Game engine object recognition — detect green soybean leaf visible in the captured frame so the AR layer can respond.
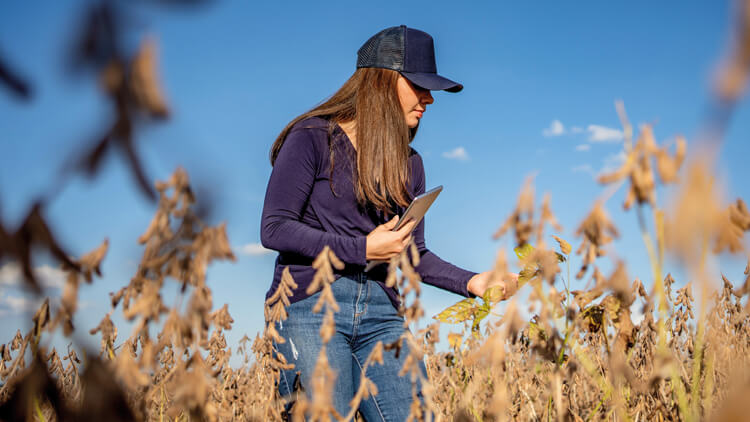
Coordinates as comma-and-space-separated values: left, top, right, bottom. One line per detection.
472, 307, 489, 333
518, 266, 539, 284
483, 285, 505, 304
434, 298, 476, 324
514, 243, 535, 260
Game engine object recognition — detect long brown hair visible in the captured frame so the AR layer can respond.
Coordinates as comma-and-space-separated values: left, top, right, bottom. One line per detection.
270, 68, 417, 213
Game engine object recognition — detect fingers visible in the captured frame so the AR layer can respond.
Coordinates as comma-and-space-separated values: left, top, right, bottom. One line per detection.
366, 216, 417, 261
383, 215, 400, 230
395, 220, 417, 239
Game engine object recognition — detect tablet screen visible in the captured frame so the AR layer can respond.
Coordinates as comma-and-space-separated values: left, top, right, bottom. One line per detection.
392, 185, 443, 231
364, 185, 443, 272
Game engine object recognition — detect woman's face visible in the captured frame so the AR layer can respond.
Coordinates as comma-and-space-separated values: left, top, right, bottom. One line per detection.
397, 75, 434, 128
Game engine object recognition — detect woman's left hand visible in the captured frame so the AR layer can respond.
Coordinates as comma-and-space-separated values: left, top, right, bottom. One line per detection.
467, 270, 519, 299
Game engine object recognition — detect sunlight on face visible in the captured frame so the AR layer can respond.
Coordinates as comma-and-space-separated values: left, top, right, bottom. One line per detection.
396, 75, 434, 128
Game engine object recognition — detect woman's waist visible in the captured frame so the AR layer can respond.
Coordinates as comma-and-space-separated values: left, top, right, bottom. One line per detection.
266, 260, 399, 310
272, 255, 384, 282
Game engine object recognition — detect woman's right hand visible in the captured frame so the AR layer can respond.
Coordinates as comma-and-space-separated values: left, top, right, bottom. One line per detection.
365, 215, 417, 261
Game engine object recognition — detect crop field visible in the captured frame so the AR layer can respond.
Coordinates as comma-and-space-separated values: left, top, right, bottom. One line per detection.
1, 1, 750, 421
1, 121, 749, 422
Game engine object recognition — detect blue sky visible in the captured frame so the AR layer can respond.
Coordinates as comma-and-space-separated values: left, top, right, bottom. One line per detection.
1, 0, 749, 356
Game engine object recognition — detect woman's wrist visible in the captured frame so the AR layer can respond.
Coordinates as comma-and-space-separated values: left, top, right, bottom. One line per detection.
466, 272, 487, 297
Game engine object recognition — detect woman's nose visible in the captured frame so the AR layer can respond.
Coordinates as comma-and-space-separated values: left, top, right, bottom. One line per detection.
422, 90, 434, 104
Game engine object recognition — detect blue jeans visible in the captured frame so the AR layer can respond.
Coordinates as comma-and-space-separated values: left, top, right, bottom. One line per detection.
273, 273, 427, 421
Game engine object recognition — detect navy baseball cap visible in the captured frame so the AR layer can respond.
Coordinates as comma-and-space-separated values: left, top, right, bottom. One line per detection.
356, 25, 463, 93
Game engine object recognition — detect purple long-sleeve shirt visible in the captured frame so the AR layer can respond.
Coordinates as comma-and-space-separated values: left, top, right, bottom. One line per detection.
261, 117, 476, 309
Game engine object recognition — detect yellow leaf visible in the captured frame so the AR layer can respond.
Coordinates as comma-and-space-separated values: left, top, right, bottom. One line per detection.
483, 285, 505, 304
518, 266, 539, 284
601, 295, 621, 321
473, 308, 489, 332
581, 304, 604, 332
434, 298, 476, 324
514, 243, 535, 260
448, 332, 463, 349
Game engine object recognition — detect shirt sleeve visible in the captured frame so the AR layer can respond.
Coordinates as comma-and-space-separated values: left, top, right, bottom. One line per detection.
260, 127, 367, 266
410, 153, 477, 297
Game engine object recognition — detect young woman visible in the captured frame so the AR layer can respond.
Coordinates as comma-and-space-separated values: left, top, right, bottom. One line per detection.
261, 25, 510, 421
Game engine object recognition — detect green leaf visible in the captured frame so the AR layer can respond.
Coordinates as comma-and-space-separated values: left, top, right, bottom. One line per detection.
434, 298, 476, 324
581, 304, 604, 332
482, 285, 505, 304
518, 266, 539, 284
479, 301, 491, 313
472, 308, 489, 332
514, 243, 535, 260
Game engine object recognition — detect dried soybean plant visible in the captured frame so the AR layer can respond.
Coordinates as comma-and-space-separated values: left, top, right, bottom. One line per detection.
2, 1, 750, 422
101, 167, 237, 421
2, 74, 750, 422
421, 24, 750, 416
422, 110, 750, 421
0, 0, 185, 304
0, 168, 239, 421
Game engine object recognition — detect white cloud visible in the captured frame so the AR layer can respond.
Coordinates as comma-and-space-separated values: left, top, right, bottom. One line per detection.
0, 292, 63, 316
542, 119, 565, 137
0, 263, 19, 286
575, 144, 591, 151
587, 125, 624, 142
442, 147, 469, 161
2, 295, 38, 312
0, 291, 45, 314
0, 262, 67, 289
35, 264, 67, 289
238, 243, 273, 256
570, 126, 584, 134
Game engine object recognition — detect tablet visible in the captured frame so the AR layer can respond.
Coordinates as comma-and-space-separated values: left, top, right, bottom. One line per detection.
364, 185, 443, 272
392, 185, 443, 231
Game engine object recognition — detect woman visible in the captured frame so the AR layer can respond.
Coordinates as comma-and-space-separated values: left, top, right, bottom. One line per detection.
261, 25, 508, 421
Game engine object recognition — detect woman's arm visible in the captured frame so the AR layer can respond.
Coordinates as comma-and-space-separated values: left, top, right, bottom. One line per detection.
466, 270, 519, 299
260, 128, 367, 266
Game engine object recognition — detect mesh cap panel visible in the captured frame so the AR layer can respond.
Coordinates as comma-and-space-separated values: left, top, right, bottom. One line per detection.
356, 26, 404, 71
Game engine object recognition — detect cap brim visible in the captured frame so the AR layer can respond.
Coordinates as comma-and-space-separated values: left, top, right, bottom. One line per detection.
400, 71, 463, 93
